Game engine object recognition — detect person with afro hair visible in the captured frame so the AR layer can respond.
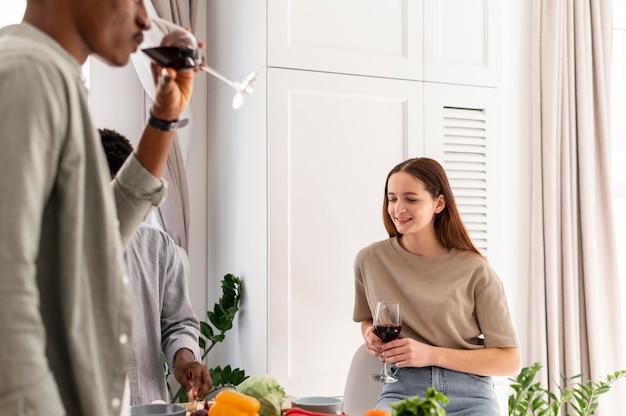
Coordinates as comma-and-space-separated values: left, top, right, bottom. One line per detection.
99, 127, 212, 405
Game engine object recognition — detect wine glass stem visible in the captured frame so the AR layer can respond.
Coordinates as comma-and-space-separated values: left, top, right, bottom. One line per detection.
201, 66, 242, 91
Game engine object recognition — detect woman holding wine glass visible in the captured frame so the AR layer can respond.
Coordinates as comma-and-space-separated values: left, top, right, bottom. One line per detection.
353, 157, 521, 415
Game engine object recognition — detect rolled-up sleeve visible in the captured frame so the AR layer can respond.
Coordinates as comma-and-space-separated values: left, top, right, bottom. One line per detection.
113, 155, 168, 246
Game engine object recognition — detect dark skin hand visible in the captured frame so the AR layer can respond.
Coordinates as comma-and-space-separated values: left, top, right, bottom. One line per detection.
173, 348, 212, 400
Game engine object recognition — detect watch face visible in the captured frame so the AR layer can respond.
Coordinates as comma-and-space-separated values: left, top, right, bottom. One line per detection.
142, 46, 201, 71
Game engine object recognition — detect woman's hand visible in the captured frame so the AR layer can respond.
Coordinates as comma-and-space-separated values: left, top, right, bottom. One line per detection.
378, 338, 433, 368
361, 321, 384, 359
379, 339, 522, 376
361, 321, 432, 366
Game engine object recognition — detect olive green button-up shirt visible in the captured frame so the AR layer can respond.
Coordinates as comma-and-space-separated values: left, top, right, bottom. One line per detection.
0, 23, 167, 415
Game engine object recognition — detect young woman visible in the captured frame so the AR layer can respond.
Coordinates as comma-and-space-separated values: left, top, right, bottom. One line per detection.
353, 157, 521, 415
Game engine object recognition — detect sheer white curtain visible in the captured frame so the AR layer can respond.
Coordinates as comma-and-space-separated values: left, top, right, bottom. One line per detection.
130, 0, 197, 252
530, 0, 625, 413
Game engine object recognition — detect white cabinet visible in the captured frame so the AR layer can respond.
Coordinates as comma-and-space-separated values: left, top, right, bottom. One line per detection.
269, 0, 500, 86
267, 69, 423, 395
204, 0, 502, 397
424, 82, 502, 256
424, 0, 501, 87
269, 0, 423, 80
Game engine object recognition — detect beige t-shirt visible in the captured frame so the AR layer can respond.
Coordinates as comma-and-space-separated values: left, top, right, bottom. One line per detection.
353, 237, 519, 350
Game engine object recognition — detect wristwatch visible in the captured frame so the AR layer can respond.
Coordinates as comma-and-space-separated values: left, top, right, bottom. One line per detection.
148, 113, 189, 131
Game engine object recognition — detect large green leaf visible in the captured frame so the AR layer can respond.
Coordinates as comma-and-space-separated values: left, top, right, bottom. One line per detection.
167, 274, 247, 403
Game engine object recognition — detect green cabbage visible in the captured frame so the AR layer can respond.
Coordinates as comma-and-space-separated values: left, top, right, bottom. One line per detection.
235, 373, 286, 416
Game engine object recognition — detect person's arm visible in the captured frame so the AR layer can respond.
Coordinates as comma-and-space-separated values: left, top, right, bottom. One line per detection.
172, 348, 211, 400
113, 45, 197, 244
133, 66, 194, 178
160, 236, 211, 398
379, 338, 522, 376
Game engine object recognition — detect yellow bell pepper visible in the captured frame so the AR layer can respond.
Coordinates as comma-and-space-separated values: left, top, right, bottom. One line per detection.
209, 389, 261, 416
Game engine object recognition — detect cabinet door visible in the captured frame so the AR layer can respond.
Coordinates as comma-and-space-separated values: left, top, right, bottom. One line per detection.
268, 68, 423, 396
424, 82, 501, 256
423, 83, 506, 410
424, 0, 501, 87
269, 0, 423, 80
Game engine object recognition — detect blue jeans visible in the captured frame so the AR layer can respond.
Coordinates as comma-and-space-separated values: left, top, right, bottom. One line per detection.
377, 366, 501, 416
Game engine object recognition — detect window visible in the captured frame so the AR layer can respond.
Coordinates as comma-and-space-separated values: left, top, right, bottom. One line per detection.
612, 0, 626, 360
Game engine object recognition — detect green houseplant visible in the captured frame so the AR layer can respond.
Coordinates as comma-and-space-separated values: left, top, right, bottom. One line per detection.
508, 362, 626, 415
166, 273, 248, 402
389, 387, 449, 416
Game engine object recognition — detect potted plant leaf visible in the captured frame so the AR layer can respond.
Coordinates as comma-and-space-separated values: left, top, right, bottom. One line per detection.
166, 273, 248, 402
389, 387, 449, 416
508, 362, 626, 415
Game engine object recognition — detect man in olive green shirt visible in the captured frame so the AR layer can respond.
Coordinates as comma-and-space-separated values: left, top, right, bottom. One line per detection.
0, 1, 201, 415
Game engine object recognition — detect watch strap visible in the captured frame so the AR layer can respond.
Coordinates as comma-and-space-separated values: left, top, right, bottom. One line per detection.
148, 113, 189, 131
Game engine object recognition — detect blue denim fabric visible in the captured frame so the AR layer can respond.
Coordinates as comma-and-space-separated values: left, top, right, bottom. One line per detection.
377, 366, 501, 416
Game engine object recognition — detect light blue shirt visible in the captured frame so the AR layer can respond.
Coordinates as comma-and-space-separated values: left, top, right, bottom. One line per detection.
125, 224, 200, 405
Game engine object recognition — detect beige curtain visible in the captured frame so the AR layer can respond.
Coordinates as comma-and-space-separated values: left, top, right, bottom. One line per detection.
152, 0, 198, 30
139, 0, 198, 252
530, 0, 625, 413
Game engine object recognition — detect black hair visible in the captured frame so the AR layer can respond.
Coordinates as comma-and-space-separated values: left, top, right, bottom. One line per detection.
98, 128, 134, 177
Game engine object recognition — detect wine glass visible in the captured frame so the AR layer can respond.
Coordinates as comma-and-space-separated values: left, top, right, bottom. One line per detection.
141, 16, 257, 109
370, 300, 401, 383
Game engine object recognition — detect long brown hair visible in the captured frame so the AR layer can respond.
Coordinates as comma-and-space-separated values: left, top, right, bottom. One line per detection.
382, 157, 483, 258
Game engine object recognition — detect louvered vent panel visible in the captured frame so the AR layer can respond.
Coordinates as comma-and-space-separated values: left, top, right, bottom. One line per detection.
442, 106, 488, 256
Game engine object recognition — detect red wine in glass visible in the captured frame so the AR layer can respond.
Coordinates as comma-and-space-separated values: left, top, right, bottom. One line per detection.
374, 324, 402, 343
142, 45, 200, 71
370, 300, 401, 383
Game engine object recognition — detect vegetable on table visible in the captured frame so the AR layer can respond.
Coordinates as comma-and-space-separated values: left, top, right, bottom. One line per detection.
284, 408, 344, 416
388, 387, 449, 416
363, 409, 391, 416
208, 389, 261, 416
191, 400, 212, 416
235, 373, 287, 416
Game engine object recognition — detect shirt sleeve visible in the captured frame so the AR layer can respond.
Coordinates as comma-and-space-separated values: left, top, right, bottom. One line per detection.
353, 248, 374, 323
475, 269, 520, 348
160, 239, 201, 367
112, 155, 168, 246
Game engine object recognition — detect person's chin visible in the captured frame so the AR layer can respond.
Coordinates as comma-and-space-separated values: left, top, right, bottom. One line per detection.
93, 53, 131, 67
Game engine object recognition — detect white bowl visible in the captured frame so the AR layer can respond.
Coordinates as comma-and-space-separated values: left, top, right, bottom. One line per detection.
130, 403, 187, 416
291, 396, 343, 414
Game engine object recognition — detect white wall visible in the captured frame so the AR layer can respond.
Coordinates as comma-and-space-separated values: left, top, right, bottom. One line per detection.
491, 1, 532, 412
88, 0, 533, 406
496, 0, 532, 360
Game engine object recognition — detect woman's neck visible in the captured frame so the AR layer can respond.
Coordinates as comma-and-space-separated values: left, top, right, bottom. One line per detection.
398, 233, 448, 257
